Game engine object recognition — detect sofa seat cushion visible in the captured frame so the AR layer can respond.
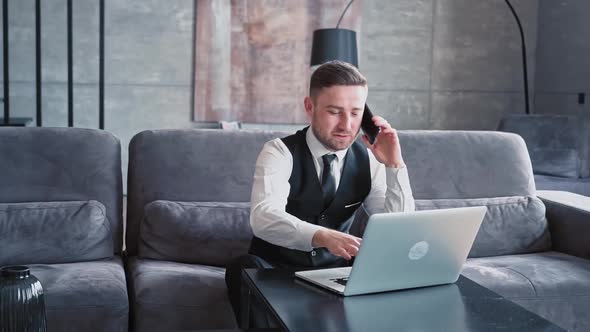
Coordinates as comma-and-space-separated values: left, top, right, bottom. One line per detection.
28, 256, 128, 332
463, 251, 590, 332
0, 200, 113, 265
139, 200, 252, 266
416, 195, 550, 257
128, 257, 237, 331
535, 175, 590, 197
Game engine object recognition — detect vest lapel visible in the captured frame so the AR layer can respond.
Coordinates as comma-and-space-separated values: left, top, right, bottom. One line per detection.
323, 146, 358, 212
303, 140, 323, 195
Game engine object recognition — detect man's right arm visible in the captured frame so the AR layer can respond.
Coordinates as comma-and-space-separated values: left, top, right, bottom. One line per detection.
250, 139, 324, 252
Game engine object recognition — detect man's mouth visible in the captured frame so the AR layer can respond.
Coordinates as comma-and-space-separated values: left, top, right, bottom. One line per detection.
333, 133, 350, 138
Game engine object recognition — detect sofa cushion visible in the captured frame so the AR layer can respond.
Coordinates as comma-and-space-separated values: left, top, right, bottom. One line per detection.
126, 129, 289, 256
0, 200, 113, 265
463, 251, 590, 332
128, 257, 237, 331
0, 127, 124, 253
530, 148, 579, 178
29, 257, 128, 332
415, 196, 550, 258
139, 200, 252, 266
535, 175, 590, 197
400, 131, 537, 200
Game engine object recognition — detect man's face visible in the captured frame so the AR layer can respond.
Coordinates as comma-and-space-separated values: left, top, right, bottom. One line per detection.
305, 85, 368, 151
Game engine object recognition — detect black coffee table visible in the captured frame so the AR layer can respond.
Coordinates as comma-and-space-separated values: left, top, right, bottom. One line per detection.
241, 269, 565, 332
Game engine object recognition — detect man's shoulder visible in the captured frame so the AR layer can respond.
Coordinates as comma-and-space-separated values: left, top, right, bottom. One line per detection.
255, 137, 294, 172
260, 137, 292, 159
278, 128, 307, 152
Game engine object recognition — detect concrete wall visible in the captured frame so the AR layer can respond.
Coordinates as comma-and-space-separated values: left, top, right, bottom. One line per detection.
1, 0, 199, 192
361, 0, 538, 130
1, 0, 540, 188
534, 0, 590, 115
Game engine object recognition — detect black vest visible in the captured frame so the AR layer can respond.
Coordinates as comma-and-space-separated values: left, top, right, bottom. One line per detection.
249, 127, 371, 267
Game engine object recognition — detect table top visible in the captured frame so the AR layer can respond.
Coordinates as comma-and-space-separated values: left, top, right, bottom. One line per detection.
244, 269, 565, 332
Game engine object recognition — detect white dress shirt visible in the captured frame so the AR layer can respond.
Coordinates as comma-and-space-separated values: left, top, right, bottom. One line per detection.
250, 128, 415, 252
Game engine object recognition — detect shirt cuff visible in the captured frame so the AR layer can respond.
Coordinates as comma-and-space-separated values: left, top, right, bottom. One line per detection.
298, 221, 324, 251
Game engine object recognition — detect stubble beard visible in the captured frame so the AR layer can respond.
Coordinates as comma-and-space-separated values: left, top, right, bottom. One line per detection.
312, 125, 360, 152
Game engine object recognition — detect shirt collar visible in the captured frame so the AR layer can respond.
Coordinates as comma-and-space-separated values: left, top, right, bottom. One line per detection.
306, 126, 349, 162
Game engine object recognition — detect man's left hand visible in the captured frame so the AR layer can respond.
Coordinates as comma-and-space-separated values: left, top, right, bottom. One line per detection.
361, 116, 405, 168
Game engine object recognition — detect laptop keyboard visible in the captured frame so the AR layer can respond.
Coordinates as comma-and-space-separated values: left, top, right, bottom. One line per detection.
330, 277, 349, 286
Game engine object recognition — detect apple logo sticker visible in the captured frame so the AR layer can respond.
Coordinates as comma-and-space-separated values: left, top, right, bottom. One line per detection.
409, 241, 429, 260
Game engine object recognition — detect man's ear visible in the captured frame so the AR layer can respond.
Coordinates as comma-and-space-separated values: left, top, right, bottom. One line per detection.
304, 96, 314, 119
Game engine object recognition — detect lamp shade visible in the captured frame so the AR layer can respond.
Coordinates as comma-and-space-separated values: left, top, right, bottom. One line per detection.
310, 28, 358, 68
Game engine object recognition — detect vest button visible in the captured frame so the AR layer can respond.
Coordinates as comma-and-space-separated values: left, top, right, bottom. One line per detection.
319, 214, 326, 221
311, 250, 316, 257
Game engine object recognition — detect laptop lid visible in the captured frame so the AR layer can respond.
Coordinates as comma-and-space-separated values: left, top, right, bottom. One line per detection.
343, 206, 487, 296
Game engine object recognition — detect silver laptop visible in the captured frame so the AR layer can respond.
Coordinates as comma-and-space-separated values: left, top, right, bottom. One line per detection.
295, 206, 487, 296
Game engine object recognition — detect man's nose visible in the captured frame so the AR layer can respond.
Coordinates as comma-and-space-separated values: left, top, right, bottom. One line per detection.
338, 113, 352, 131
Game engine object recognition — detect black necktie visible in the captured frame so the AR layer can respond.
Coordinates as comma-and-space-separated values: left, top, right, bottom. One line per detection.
321, 154, 337, 208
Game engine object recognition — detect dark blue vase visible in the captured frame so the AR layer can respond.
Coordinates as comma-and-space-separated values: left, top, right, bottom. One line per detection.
0, 266, 47, 332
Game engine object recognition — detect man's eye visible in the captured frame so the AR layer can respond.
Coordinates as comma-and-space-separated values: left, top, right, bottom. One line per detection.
351, 112, 359, 117
328, 110, 339, 115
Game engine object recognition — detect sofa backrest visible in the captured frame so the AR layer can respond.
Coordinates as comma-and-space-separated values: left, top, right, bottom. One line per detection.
400, 130, 550, 257
498, 114, 590, 179
0, 127, 124, 254
400, 130, 536, 199
126, 129, 289, 256
128, 129, 550, 259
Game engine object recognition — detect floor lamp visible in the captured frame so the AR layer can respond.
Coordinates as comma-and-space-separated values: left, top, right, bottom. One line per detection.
310, 0, 358, 68
505, 0, 531, 114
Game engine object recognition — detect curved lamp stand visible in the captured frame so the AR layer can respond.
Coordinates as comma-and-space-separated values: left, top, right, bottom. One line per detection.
505, 0, 531, 114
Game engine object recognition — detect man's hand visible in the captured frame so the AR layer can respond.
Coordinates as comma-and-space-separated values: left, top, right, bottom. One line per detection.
312, 228, 362, 260
361, 116, 405, 168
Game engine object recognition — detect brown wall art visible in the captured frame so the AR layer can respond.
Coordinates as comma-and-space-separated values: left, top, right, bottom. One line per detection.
193, 0, 362, 124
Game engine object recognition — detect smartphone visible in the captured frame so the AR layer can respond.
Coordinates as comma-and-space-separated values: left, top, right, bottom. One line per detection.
361, 104, 380, 144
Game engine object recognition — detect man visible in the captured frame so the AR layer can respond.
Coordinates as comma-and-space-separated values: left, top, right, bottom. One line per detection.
225, 60, 414, 324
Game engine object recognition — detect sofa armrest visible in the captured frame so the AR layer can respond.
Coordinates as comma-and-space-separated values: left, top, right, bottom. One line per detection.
538, 190, 590, 260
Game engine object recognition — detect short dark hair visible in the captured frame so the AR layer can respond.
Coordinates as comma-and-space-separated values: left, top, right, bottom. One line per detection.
309, 60, 367, 101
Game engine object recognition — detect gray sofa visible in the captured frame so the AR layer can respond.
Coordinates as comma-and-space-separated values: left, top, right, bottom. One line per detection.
125, 129, 281, 331
397, 130, 590, 332
498, 114, 590, 196
125, 128, 589, 332
0, 128, 128, 332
